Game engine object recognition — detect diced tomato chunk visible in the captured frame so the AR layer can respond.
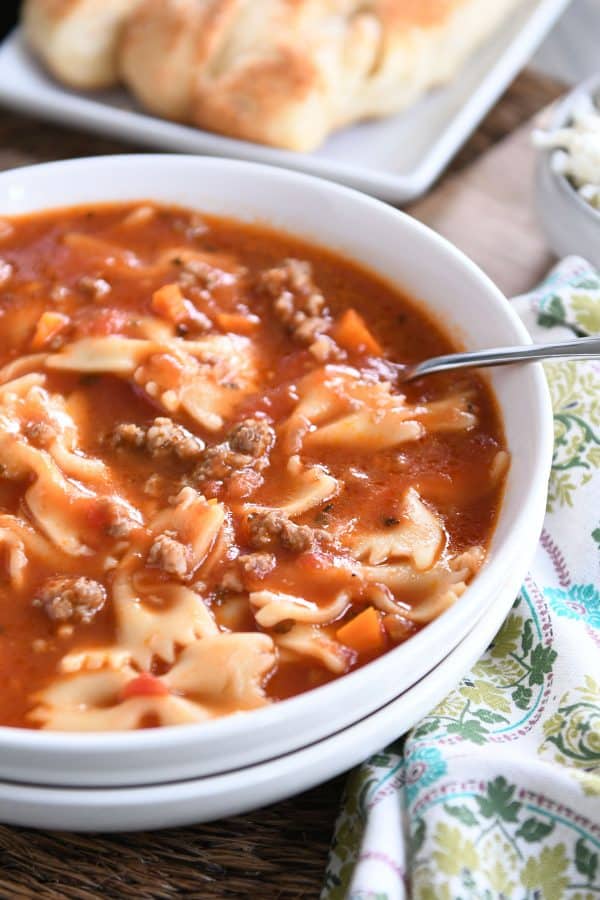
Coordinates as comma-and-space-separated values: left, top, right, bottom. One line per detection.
76, 307, 131, 336
297, 550, 330, 571
275, 350, 313, 382
120, 673, 169, 700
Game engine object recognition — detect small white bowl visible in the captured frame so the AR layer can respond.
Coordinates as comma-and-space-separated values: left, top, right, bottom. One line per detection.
535, 74, 600, 268
0, 156, 553, 787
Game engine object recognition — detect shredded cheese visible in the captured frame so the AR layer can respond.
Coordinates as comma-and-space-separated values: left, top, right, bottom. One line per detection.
533, 94, 600, 210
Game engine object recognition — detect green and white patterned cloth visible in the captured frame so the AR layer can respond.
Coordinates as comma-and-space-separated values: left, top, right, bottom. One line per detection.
323, 258, 600, 900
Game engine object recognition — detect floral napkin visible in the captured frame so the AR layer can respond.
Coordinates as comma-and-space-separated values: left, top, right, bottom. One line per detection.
322, 257, 600, 900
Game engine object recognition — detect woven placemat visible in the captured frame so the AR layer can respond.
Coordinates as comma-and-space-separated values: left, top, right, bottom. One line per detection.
0, 777, 345, 899
0, 68, 564, 900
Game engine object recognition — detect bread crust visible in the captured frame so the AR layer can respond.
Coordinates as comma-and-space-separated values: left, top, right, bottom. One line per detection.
22, 0, 142, 89
23, 0, 523, 149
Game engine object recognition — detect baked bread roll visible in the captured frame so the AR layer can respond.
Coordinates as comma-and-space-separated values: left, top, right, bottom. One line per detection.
119, 0, 523, 151
22, 0, 141, 89
22, 0, 523, 151
119, 0, 384, 146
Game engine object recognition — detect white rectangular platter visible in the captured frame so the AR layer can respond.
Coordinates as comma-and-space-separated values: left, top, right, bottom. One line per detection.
0, 1, 571, 204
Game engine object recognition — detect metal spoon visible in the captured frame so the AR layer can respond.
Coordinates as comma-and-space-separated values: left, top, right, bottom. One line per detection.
401, 335, 600, 382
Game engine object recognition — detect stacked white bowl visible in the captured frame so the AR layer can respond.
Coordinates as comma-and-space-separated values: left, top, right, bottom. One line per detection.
0, 157, 553, 831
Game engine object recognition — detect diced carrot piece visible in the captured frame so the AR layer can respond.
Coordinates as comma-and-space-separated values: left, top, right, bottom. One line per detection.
334, 308, 383, 356
336, 606, 386, 655
120, 673, 169, 700
148, 352, 183, 388
31, 311, 70, 349
216, 311, 260, 334
152, 283, 189, 324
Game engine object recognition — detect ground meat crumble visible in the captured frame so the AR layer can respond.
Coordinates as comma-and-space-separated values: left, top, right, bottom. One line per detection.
258, 259, 336, 358
110, 417, 205, 461
247, 509, 331, 553
239, 552, 276, 579
33, 576, 107, 624
229, 418, 275, 458
191, 418, 275, 485
147, 532, 189, 578
23, 420, 56, 448
77, 275, 111, 301
104, 509, 138, 539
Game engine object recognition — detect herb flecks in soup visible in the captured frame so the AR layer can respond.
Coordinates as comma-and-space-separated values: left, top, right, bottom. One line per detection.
0, 203, 508, 730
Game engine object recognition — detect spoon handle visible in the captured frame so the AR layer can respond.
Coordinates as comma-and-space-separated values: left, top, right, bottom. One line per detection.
405, 335, 600, 381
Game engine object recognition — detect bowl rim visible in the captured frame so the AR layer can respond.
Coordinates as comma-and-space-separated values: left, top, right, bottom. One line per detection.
0, 553, 538, 829
0, 154, 554, 751
537, 73, 600, 224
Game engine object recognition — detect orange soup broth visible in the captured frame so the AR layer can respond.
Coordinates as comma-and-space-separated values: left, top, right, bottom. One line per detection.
0, 203, 506, 725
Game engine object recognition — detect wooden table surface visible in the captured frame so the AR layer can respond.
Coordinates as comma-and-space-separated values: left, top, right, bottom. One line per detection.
0, 69, 564, 900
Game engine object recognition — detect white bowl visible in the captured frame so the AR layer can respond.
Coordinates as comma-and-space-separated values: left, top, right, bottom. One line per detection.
535, 75, 600, 268
0, 156, 553, 787
0, 552, 529, 831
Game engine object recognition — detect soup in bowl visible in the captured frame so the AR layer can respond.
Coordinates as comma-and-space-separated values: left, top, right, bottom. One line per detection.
0, 157, 552, 785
